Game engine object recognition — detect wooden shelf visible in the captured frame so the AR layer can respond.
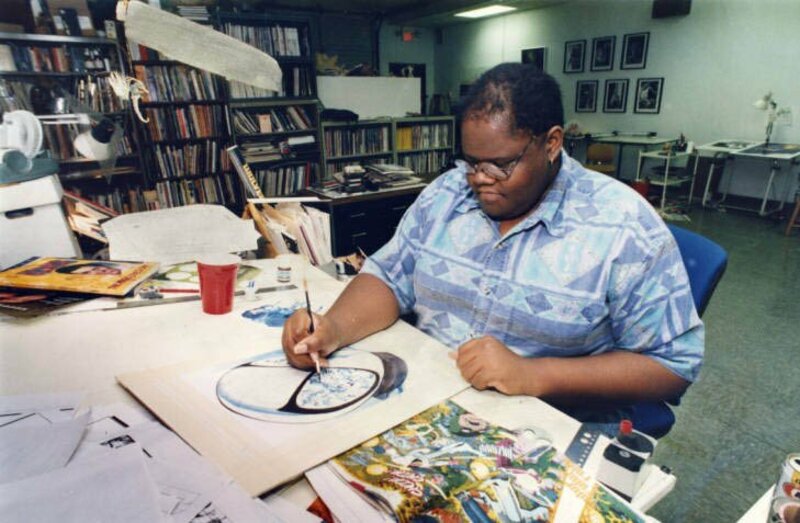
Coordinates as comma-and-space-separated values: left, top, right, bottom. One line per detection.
0, 31, 116, 45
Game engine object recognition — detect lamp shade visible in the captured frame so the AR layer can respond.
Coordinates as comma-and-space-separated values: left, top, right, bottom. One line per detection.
73, 119, 115, 161
753, 92, 773, 111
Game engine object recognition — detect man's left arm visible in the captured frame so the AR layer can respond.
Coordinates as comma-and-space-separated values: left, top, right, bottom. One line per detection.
453, 338, 689, 400
453, 226, 703, 402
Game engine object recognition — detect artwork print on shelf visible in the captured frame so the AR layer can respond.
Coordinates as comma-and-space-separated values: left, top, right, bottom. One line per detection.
634, 77, 664, 114
216, 348, 408, 423
603, 78, 629, 113
563, 39, 585, 73
621, 32, 650, 69
591, 35, 616, 71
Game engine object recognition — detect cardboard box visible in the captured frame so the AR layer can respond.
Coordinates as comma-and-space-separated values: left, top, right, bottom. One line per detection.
0, 175, 81, 270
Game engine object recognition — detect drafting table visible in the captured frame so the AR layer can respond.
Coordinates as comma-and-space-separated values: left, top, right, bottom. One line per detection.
590, 133, 677, 178
691, 140, 759, 208
0, 257, 675, 512
729, 143, 800, 216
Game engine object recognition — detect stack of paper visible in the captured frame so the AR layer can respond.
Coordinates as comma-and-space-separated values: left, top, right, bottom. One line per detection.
253, 202, 332, 266
0, 392, 307, 522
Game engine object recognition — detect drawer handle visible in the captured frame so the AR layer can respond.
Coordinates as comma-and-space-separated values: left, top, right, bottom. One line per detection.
352, 232, 368, 238
350, 212, 367, 219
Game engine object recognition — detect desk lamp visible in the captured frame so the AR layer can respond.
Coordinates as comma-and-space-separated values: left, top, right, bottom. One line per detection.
753, 92, 790, 147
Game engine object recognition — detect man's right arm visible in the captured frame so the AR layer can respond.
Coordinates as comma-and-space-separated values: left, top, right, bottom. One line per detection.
281, 273, 400, 368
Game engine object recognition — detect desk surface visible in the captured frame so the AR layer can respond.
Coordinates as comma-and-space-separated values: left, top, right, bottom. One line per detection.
0, 257, 671, 511
591, 134, 676, 146
734, 142, 800, 161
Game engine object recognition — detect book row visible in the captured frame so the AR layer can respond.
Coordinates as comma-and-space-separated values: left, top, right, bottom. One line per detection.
1, 44, 113, 74
324, 126, 391, 157
151, 140, 232, 180
396, 123, 453, 150
134, 65, 221, 103
127, 43, 163, 62
143, 105, 227, 142
70, 172, 245, 215
0, 77, 123, 114
220, 23, 311, 58
227, 66, 314, 99
252, 162, 317, 197
232, 105, 314, 135
154, 173, 245, 209
398, 150, 451, 175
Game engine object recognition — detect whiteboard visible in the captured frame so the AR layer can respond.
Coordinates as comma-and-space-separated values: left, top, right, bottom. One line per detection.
317, 76, 421, 119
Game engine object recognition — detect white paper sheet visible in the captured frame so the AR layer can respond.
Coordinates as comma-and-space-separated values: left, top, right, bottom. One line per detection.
103, 204, 261, 264
0, 445, 164, 522
0, 410, 89, 483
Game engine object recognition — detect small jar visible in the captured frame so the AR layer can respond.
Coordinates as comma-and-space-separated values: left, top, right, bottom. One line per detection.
276, 256, 292, 283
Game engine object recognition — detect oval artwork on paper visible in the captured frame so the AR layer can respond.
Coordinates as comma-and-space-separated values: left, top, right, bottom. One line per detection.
216, 348, 405, 423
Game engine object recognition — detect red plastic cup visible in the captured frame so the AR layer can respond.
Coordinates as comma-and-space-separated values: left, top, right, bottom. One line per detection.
196, 254, 240, 315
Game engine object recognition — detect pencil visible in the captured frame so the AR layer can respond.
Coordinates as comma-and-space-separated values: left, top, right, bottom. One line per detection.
303, 276, 321, 376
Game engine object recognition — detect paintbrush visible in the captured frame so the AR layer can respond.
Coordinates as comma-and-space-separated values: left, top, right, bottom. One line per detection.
303, 276, 322, 377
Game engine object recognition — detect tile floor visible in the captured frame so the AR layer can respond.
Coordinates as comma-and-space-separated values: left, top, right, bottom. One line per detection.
649, 207, 799, 522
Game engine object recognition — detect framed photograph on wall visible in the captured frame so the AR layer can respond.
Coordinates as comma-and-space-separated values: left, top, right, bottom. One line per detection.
603, 79, 628, 113
521, 47, 547, 72
575, 80, 598, 112
634, 77, 664, 114
563, 40, 585, 73
621, 32, 650, 69
591, 36, 615, 71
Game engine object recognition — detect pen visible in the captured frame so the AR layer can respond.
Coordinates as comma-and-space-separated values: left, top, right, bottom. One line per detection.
303, 276, 321, 377
158, 288, 200, 294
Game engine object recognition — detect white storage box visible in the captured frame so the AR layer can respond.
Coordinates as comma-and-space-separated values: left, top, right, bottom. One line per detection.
0, 175, 81, 270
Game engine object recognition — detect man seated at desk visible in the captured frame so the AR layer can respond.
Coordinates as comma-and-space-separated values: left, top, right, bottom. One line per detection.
282, 63, 703, 436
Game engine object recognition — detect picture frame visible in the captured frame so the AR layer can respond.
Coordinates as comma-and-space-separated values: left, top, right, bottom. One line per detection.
575, 80, 598, 112
591, 36, 616, 71
563, 40, 585, 73
603, 79, 629, 113
634, 77, 664, 114
621, 32, 650, 70
521, 47, 547, 72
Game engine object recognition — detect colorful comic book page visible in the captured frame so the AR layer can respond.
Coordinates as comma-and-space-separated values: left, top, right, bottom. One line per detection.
328, 401, 645, 523
0, 257, 159, 297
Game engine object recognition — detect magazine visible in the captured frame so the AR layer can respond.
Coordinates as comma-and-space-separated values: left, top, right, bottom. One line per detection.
0, 257, 159, 297
312, 401, 646, 523
0, 287, 95, 318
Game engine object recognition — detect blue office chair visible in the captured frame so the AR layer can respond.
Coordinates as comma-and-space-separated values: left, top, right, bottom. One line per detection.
629, 224, 728, 438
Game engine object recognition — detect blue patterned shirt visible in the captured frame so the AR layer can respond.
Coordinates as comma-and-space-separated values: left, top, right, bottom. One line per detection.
362, 152, 704, 382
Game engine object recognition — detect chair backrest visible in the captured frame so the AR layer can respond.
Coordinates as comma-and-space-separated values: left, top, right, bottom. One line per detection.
586, 143, 615, 164
666, 224, 728, 317
629, 225, 728, 438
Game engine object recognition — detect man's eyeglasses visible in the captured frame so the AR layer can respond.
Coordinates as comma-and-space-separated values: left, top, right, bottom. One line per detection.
455, 135, 535, 181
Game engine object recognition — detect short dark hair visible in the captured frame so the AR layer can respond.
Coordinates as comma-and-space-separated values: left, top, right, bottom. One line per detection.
458, 63, 564, 135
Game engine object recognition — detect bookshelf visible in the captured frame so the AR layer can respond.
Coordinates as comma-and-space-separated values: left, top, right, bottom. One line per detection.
0, 30, 146, 215
318, 116, 455, 179
321, 119, 393, 178
394, 116, 455, 176
128, 42, 244, 211
217, 12, 321, 198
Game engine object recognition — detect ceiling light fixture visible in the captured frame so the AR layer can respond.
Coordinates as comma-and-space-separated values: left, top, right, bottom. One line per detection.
455, 5, 517, 18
